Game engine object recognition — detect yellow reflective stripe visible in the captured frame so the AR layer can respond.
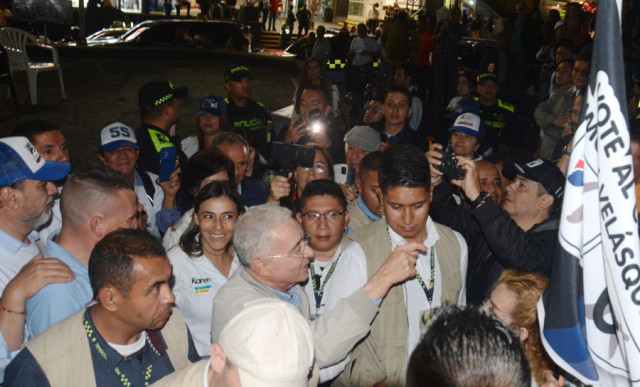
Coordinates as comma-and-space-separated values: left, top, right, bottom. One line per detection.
497, 99, 515, 113
326, 59, 346, 69
484, 121, 506, 128
149, 129, 174, 152
154, 93, 173, 106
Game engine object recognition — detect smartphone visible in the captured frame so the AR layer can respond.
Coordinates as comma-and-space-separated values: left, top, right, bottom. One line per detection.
158, 146, 177, 182
334, 164, 356, 185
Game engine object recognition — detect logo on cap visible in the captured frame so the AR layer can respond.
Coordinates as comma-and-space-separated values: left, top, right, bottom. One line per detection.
24, 142, 41, 163
526, 159, 544, 168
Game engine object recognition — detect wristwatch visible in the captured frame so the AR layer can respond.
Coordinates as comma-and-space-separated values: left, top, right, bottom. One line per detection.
470, 191, 491, 210
561, 145, 571, 156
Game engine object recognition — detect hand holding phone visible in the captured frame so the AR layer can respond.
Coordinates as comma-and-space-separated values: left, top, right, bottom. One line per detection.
158, 146, 177, 182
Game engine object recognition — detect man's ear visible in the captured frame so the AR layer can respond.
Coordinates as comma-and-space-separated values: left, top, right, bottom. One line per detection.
295, 212, 303, 225
0, 186, 18, 210
89, 215, 104, 238
210, 344, 227, 373
428, 184, 434, 204
98, 287, 119, 312
97, 153, 108, 167
355, 175, 363, 194
538, 193, 554, 212
251, 258, 270, 277
323, 104, 333, 117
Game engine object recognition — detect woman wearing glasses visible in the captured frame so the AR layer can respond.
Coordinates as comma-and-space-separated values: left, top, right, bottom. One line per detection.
168, 181, 245, 357
267, 145, 334, 212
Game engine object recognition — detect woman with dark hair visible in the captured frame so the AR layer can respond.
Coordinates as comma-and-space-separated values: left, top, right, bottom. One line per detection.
267, 145, 334, 211
181, 95, 229, 159
163, 148, 235, 249
168, 181, 245, 357
293, 57, 340, 117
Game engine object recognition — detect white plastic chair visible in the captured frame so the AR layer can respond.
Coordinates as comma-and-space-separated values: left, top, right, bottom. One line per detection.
0, 27, 66, 105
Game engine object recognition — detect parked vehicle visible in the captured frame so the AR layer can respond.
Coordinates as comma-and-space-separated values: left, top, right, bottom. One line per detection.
91, 19, 246, 51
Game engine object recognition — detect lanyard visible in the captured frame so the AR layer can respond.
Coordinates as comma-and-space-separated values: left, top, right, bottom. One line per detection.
309, 253, 341, 310
415, 247, 435, 304
83, 315, 154, 387
384, 222, 435, 305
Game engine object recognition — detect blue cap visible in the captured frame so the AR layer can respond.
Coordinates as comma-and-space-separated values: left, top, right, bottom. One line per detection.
0, 136, 70, 186
197, 94, 226, 117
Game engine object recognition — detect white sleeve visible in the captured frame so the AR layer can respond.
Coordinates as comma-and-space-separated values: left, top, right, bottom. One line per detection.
454, 230, 468, 305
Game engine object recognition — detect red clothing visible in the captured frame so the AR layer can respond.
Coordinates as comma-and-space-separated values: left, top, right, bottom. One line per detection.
269, 0, 278, 14
417, 30, 436, 67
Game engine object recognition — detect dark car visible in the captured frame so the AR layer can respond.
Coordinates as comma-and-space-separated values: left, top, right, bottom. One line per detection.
109, 19, 246, 51
254, 28, 343, 59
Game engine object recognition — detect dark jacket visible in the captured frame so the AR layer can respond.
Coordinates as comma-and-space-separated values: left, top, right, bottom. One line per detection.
371, 120, 427, 151
429, 181, 559, 305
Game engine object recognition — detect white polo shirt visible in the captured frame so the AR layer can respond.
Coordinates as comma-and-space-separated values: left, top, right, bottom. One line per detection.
303, 241, 367, 382
168, 246, 240, 356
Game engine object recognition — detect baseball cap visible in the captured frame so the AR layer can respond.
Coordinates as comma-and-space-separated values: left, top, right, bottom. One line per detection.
98, 122, 138, 152
197, 94, 226, 117
138, 79, 188, 109
503, 158, 565, 202
0, 136, 71, 187
344, 125, 381, 152
448, 112, 484, 138
224, 64, 253, 82
219, 298, 314, 387
477, 72, 498, 84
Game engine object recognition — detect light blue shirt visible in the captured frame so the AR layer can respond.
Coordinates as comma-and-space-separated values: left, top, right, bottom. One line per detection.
0, 229, 40, 383
263, 284, 303, 308
25, 234, 92, 338
357, 196, 381, 223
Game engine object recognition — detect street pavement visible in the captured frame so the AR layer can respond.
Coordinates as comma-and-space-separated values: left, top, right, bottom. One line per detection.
0, 53, 301, 164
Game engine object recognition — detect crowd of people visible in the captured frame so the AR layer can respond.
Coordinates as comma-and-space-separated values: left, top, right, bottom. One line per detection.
1, 1, 640, 386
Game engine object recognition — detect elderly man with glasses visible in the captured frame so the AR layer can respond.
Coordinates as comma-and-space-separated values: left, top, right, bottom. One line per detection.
211, 203, 422, 383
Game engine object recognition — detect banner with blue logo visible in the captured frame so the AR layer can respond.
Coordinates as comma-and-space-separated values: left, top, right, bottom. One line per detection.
537, 0, 640, 385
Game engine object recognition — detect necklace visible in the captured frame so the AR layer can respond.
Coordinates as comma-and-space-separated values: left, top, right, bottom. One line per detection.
83, 315, 154, 387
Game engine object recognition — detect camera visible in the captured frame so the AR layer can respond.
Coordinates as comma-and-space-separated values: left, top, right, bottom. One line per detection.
434, 148, 465, 181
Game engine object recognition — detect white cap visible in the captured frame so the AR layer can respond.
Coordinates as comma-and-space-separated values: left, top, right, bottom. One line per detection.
98, 122, 138, 152
448, 112, 485, 137
219, 299, 314, 387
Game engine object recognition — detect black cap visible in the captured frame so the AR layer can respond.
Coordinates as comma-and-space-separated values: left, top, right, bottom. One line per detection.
224, 64, 253, 82
477, 72, 498, 85
503, 159, 565, 202
138, 79, 188, 109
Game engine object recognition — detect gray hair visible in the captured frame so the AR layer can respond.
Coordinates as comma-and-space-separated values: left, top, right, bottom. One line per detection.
233, 205, 294, 267
211, 131, 250, 154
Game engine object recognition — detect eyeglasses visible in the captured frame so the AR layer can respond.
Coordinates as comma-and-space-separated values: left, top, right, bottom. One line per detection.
262, 233, 311, 259
301, 162, 327, 175
302, 211, 345, 222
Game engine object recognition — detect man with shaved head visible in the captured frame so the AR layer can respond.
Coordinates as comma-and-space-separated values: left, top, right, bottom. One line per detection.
25, 165, 139, 337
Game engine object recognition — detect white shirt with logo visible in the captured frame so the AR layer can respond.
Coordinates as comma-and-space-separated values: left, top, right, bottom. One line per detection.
168, 246, 240, 356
